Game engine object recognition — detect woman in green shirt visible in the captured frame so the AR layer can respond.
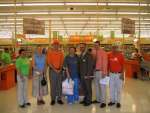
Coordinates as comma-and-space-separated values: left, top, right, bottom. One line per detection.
1, 48, 11, 64
16, 49, 31, 108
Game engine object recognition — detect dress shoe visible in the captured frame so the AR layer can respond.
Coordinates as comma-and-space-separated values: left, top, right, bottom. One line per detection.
92, 100, 100, 104
37, 100, 45, 105
80, 101, 85, 104
25, 102, 31, 106
57, 100, 64, 105
100, 103, 106, 108
108, 102, 115, 106
51, 100, 55, 105
116, 103, 121, 108
83, 102, 91, 106
40, 100, 45, 104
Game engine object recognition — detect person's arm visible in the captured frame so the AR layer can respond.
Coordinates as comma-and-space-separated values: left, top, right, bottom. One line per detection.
87, 54, 94, 77
60, 52, 64, 70
44, 55, 47, 76
32, 55, 35, 69
64, 56, 70, 78
120, 53, 125, 73
47, 50, 54, 69
119, 53, 125, 80
107, 53, 110, 76
15, 59, 23, 79
102, 51, 108, 77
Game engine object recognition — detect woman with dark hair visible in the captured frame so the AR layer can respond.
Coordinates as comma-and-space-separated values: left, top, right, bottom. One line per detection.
64, 47, 80, 104
16, 49, 31, 108
32, 46, 48, 105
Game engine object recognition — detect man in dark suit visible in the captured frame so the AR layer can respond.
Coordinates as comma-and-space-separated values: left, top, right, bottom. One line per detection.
79, 43, 94, 106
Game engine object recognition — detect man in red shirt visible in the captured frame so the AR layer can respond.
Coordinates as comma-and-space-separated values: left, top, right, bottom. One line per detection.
108, 42, 124, 108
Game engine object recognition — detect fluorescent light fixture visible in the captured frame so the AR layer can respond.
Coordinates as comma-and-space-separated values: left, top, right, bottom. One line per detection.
118, 12, 149, 15
23, 3, 64, 6
118, 12, 139, 15
65, 2, 98, 6
0, 2, 148, 7
108, 3, 148, 6
0, 13, 14, 15
98, 3, 107, 6
0, 3, 22, 6
50, 12, 83, 14
0, 18, 23, 21
0, 23, 22, 25
17, 12, 49, 15
84, 12, 116, 14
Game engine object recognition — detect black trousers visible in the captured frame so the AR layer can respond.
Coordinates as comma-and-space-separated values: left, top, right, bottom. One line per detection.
81, 77, 92, 103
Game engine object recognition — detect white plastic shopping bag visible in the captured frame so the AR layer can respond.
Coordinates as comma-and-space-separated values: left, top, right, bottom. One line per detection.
99, 77, 110, 85
62, 78, 74, 95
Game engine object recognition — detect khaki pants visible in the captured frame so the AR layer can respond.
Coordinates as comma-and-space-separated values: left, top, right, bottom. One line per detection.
95, 71, 106, 103
17, 75, 28, 105
109, 73, 123, 103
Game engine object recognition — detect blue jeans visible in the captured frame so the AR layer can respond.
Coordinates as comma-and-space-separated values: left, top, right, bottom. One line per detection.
67, 78, 79, 103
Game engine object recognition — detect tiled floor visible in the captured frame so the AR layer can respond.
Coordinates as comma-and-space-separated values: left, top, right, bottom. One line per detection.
0, 78, 150, 113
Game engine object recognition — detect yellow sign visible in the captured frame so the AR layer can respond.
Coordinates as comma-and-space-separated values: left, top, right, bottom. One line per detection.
23, 18, 45, 35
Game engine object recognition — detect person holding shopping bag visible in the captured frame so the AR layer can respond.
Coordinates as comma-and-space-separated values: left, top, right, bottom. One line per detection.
16, 49, 31, 108
108, 42, 124, 108
64, 47, 80, 104
32, 46, 48, 105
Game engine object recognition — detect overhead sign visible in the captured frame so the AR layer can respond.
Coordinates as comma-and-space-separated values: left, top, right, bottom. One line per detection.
121, 18, 135, 34
23, 18, 45, 35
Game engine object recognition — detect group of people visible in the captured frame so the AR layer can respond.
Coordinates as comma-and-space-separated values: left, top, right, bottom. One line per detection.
15, 40, 124, 109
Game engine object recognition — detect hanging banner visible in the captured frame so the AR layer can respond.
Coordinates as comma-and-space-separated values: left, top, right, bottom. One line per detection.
121, 18, 135, 34
23, 18, 45, 35
110, 31, 115, 39
53, 31, 59, 38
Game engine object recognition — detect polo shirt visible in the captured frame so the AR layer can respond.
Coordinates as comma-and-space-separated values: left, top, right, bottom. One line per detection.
16, 57, 30, 76
108, 52, 124, 73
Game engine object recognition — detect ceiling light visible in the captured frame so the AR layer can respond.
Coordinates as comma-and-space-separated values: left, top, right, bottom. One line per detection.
17, 12, 49, 15
108, 3, 147, 6
23, 3, 64, 6
65, 2, 98, 6
98, 3, 107, 6
50, 12, 83, 14
0, 13, 14, 15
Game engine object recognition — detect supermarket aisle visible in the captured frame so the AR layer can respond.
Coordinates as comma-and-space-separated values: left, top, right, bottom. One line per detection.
0, 79, 150, 113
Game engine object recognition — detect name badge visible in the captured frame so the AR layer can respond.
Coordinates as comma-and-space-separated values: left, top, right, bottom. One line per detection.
82, 59, 86, 62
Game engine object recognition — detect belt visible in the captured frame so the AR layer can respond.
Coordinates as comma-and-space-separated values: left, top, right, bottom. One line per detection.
95, 69, 101, 71
110, 72, 121, 74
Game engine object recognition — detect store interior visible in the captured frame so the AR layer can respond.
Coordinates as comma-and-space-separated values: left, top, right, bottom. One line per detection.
0, 0, 150, 113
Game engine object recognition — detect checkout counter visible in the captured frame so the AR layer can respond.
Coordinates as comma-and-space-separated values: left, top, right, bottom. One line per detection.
124, 53, 150, 78
0, 64, 16, 90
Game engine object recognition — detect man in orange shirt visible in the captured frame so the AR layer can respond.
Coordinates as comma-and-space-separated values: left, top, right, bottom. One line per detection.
47, 40, 64, 105
92, 41, 108, 108
108, 42, 124, 108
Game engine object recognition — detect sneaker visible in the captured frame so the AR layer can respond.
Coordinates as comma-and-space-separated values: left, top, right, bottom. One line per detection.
100, 103, 106, 108
50, 100, 55, 105
40, 100, 45, 104
19, 104, 26, 108
83, 102, 91, 106
116, 103, 121, 108
57, 100, 64, 105
108, 102, 115, 106
25, 102, 31, 106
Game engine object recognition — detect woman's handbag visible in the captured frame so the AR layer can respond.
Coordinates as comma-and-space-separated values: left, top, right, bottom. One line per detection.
41, 74, 47, 86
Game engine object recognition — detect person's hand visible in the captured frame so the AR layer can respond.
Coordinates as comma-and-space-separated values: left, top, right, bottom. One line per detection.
119, 73, 124, 81
55, 69, 61, 74
101, 74, 106, 79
